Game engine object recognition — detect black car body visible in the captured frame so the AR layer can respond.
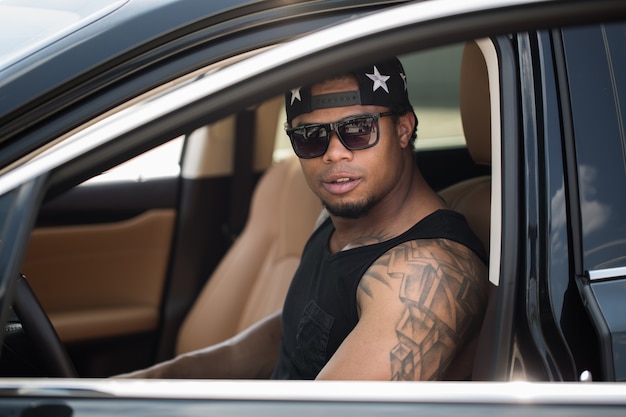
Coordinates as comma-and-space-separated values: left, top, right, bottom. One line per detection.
0, 0, 626, 414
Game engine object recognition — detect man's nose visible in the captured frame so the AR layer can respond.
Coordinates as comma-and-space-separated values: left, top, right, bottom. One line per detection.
323, 132, 352, 161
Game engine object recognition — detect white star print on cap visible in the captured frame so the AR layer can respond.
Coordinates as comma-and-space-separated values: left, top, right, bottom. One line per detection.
366, 65, 390, 93
290, 88, 302, 105
400, 72, 407, 91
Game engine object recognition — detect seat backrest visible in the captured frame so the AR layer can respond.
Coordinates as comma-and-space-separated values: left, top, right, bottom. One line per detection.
176, 156, 321, 354
438, 39, 496, 380
439, 39, 492, 252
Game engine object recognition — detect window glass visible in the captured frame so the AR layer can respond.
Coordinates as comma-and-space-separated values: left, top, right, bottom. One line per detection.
403, 44, 465, 150
538, 31, 569, 320
564, 23, 626, 270
83, 137, 183, 185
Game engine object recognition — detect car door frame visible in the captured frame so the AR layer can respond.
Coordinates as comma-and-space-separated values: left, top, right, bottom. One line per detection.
1, 0, 626, 383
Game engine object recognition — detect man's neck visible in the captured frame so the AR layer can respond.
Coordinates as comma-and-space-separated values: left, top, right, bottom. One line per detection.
328, 171, 444, 253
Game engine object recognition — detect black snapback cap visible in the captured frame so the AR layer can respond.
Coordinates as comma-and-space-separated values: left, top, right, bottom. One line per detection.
285, 57, 413, 124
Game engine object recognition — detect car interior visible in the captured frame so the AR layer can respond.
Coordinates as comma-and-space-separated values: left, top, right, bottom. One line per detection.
8, 37, 499, 380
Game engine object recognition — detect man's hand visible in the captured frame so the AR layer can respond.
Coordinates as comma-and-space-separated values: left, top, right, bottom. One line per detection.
115, 310, 282, 379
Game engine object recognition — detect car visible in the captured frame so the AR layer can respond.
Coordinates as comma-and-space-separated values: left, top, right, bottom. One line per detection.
0, 0, 626, 414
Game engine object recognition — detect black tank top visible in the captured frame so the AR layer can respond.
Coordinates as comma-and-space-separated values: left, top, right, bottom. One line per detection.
271, 209, 487, 380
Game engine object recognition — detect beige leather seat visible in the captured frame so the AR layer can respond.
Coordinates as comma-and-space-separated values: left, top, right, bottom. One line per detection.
176, 156, 322, 354
439, 39, 492, 253
439, 39, 496, 380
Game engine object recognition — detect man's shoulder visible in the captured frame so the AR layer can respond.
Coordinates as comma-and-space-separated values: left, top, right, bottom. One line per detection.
359, 237, 488, 306
404, 209, 488, 265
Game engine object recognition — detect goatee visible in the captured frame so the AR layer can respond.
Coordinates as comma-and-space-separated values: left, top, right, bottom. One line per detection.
323, 197, 378, 219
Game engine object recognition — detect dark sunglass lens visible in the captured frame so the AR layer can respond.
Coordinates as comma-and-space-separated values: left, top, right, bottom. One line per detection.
291, 125, 329, 158
339, 117, 377, 149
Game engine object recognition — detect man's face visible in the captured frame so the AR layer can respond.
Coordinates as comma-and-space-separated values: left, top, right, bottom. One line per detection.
291, 77, 413, 219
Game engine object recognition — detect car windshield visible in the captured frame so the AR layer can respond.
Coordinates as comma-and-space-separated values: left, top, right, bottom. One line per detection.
0, 0, 127, 70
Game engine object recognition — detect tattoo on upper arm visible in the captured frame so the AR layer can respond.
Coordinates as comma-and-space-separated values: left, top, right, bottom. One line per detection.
359, 239, 488, 381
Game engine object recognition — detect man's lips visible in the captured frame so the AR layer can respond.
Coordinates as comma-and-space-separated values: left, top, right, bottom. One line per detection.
322, 175, 361, 194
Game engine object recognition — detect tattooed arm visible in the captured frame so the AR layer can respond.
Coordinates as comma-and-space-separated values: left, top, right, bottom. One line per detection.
316, 238, 488, 381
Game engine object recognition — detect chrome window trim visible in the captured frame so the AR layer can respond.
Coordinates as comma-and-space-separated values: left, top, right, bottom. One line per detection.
0, 0, 554, 197
4, 379, 626, 405
588, 266, 626, 281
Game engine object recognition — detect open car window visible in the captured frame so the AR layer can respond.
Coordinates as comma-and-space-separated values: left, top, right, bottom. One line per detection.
102, 44, 468, 185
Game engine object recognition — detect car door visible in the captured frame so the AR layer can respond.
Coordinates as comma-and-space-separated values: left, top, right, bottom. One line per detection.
507, 20, 626, 383
560, 22, 626, 382
20, 139, 183, 376
0, 0, 625, 393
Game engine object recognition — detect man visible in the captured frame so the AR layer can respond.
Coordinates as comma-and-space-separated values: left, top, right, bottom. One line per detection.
120, 57, 488, 380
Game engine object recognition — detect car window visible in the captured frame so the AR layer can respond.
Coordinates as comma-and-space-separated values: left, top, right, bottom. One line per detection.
85, 43, 468, 197
564, 22, 626, 382
83, 137, 184, 185
403, 44, 465, 150
564, 22, 626, 271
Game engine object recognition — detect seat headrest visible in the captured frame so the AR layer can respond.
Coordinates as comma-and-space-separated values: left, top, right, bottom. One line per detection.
460, 41, 491, 166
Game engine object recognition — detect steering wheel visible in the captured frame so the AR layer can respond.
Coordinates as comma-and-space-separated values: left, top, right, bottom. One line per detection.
11, 274, 77, 377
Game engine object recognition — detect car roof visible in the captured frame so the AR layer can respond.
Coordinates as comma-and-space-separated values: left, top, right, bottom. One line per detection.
0, 0, 250, 111
0, 0, 127, 70
0, 0, 402, 169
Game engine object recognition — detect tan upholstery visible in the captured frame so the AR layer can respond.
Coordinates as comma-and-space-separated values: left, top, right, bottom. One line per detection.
176, 156, 322, 355
459, 40, 492, 167
440, 176, 491, 254
439, 40, 495, 380
440, 39, 492, 253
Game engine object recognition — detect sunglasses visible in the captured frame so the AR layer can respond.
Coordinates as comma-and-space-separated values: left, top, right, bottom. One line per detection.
285, 112, 394, 159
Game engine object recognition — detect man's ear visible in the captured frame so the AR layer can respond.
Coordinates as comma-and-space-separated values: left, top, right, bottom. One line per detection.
396, 112, 415, 148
